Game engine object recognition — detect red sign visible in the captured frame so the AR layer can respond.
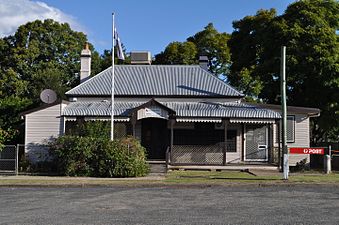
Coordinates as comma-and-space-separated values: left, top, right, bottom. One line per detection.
289, 147, 324, 155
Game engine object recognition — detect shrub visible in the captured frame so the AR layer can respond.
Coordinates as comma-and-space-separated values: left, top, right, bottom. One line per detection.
49, 136, 149, 177
110, 137, 149, 177
67, 121, 110, 139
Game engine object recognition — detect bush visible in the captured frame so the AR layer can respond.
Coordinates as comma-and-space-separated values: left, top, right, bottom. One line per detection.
49, 136, 149, 177
110, 137, 150, 177
67, 121, 110, 139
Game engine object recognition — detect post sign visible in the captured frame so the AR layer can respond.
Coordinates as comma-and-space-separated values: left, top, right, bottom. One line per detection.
289, 147, 324, 155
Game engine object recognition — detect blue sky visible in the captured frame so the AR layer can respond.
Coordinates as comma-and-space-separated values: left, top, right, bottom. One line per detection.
0, 0, 295, 55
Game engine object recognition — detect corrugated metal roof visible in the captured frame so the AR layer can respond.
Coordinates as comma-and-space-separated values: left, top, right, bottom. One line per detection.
66, 65, 243, 97
165, 102, 281, 119
62, 101, 281, 119
62, 101, 142, 116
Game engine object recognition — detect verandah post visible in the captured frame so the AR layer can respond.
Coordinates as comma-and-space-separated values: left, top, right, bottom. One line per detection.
170, 119, 174, 150
223, 119, 228, 166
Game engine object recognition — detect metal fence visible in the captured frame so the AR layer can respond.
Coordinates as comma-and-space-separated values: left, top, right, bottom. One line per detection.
0, 145, 18, 174
169, 144, 280, 166
171, 144, 225, 166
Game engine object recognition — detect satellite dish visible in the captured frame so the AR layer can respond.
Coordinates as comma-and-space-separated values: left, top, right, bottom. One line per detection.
40, 89, 57, 104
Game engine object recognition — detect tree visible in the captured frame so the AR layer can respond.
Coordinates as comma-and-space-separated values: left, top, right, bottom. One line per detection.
187, 23, 231, 76
0, 69, 32, 145
0, 19, 103, 144
154, 41, 197, 65
1, 19, 88, 87
228, 9, 279, 100
98, 45, 130, 72
228, 0, 339, 142
154, 23, 231, 77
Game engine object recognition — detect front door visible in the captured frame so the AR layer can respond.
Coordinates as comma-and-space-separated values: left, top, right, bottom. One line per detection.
245, 124, 268, 161
141, 118, 169, 160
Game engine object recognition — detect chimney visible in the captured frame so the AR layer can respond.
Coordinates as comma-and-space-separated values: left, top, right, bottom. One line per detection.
130, 51, 151, 65
80, 43, 91, 83
199, 56, 209, 70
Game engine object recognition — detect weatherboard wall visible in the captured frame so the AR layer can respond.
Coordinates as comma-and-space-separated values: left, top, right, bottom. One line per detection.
273, 114, 310, 166
25, 103, 66, 162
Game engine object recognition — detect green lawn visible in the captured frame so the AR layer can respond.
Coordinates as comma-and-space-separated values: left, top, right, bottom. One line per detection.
165, 170, 339, 185
0, 171, 338, 186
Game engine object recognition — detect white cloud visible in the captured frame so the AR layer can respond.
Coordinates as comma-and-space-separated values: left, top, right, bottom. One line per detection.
0, 0, 85, 37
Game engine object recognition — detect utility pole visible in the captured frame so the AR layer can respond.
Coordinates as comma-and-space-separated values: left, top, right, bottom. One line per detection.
281, 46, 289, 180
111, 13, 115, 141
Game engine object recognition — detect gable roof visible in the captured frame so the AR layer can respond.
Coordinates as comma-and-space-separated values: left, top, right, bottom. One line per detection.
128, 98, 176, 116
66, 65, 244, 97
20, 100, 69, 117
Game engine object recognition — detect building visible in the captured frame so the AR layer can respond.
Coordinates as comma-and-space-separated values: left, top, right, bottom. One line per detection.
21, 47, 320, 167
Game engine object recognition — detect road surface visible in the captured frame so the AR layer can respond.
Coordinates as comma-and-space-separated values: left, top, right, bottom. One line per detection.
0, 185, 338, 225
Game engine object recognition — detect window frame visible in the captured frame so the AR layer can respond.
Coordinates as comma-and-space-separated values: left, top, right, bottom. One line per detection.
286, 115, 295, 143
276, 115, 296, 143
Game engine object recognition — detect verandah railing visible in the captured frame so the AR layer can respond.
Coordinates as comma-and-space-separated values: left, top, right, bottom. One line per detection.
167, 144, 280, 166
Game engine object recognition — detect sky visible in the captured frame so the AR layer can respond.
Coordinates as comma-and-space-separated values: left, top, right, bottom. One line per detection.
0, 0, 296, 56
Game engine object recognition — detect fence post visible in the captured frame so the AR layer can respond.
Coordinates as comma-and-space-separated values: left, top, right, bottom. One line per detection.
16, 144, 19, 175
165, 147, 170, 172
324, 146, 331, 174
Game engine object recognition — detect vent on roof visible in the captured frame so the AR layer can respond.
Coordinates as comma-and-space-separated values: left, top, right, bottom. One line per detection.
130, 51, 151, 65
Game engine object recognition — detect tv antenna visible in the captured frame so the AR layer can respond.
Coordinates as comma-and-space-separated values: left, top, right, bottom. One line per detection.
40, 89, 57, 104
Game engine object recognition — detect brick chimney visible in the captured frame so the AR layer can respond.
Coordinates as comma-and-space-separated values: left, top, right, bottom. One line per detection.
80, 43, 91, 83
199, 56, 209, 71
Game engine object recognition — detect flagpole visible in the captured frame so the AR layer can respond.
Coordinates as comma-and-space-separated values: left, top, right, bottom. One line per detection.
111, 12, 115, 141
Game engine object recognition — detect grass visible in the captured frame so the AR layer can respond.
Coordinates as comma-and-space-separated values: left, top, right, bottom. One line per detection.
0, 175, 164, 187
0, 171, 338, 187
289, 172, 339, 183
165, 170, 281, 184
165, 170, 339, 184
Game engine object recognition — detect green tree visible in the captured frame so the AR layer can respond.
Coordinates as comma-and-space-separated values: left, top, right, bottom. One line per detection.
0, 19, 103, 144
228, 9, 281, 100
154, 41, 197, 65
154, 23, 231, 77
1, 19, 88, 87
98, 43, 130, 71
228, 0, 339, 142
30, 66, 69, 100
187, 23, 231, 76
0, 69, 32, 144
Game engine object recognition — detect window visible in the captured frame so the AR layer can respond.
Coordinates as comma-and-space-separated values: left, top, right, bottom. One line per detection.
276, 115, 295, 143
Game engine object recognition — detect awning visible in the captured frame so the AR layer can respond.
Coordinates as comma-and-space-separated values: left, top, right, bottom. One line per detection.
84, 117, 130, 122
62, 100, 281, 120
64, 116, 129, 122
230, 118, 276, 124
176, 118, 222, 123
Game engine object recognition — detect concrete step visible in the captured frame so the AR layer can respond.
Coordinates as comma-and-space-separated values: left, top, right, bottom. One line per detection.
147, 161, 167, 173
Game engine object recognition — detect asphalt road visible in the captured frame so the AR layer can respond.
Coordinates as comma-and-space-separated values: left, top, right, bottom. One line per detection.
0, 185, 338, 225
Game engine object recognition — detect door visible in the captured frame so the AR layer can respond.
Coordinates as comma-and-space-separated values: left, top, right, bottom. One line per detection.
245, 124, 268, 161
141, 118, 169, 160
